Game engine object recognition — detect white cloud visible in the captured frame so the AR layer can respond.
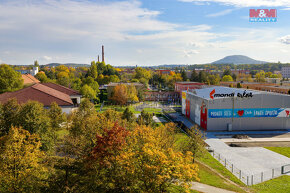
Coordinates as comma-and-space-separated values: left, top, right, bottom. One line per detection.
184, 49, 200, 57
179, 0, 290, 7
206, 9, 235, 17
42, 56, 52, 61
280, 49, 288, 53
280, 35, 290, 44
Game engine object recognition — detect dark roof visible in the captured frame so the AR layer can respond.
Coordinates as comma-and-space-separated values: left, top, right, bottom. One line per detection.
0, 84, 73, 106
41, 82, 80, 96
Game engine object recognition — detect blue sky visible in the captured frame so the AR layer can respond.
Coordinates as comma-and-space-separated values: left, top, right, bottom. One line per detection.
0, 0, 290, 66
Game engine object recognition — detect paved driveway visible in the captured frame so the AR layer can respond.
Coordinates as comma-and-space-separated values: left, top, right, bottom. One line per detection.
206, 131, 290, 184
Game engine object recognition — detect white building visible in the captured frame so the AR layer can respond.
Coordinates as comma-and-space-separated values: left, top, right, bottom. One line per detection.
282, 67, 290, 78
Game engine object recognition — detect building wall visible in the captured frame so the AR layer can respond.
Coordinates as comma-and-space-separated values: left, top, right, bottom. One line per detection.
145, 91, 179, 102
282, 67, 290, 78
206, 94, 290, 131
185, 92, 290, 131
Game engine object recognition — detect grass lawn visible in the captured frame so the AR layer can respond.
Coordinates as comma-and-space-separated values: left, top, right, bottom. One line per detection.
95, 104, 163, 115
198, 163, 246, 193
174, 132, 247, 192
252, 175, 290, 193
265, 147, 290, 158
167, 185, 200, 193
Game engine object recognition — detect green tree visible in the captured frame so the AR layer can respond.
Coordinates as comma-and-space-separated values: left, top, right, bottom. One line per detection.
223, 68, 231, 76
190, 69, 199, 82
0, 127, 48, 192
222, 75, 234, 82
83, 76, 100, 94
198, 71, 207, 83
1, 99, 20, 135
109, 75, 120, 83
232, 73, 237, 81
49, 102, 66, 130
237, 82, 242, 88
0, 64, 23, 93
35, 72, 48, 83
81, 84, 96, 99
88, 61, 98, 79
137, 110, 153, 126
18, 101, 50, 134
34, 60, 39, 67
122, 107, 135, 122
181, 69, 187, 81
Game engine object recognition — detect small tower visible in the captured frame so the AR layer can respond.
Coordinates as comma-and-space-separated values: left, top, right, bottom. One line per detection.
102, 45, 105, 63
98, 55, 100, 62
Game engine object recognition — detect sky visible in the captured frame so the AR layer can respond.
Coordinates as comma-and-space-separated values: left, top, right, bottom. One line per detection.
1, 0, 290, 66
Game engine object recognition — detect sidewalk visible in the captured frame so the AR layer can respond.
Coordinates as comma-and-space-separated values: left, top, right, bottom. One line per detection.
189, 182, 236, 193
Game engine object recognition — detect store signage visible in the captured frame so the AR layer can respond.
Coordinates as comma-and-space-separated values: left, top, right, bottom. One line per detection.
210, 89, 253, 99
208, 108, 290, 118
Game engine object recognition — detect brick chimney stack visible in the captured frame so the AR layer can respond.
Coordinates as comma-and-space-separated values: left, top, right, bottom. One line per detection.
102, 45, 104, 63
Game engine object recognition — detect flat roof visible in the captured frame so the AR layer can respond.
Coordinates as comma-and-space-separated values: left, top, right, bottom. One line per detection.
186, 86, 275, 100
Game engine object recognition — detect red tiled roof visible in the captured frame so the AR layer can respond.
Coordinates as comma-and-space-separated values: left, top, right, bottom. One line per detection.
22, 74, 40, 85
0, 84, 73, 106
41, 82, 80, 96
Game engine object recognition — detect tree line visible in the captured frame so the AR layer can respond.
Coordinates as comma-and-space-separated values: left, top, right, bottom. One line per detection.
0, 99, 205, 192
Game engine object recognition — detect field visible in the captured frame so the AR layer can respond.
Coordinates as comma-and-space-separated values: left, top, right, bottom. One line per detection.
252, 175, 290, 193
265, 147, 290, 158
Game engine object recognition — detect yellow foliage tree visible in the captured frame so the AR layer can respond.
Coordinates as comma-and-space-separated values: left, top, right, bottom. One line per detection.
0, 127, 48, 192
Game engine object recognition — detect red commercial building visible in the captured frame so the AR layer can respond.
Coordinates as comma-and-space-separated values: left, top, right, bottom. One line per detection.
175, 82, 204, 96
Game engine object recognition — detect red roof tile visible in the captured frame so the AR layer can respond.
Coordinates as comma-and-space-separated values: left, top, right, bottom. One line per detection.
0, 84, 73, 106
41, 82, 80, 96
22, 74, 40, 85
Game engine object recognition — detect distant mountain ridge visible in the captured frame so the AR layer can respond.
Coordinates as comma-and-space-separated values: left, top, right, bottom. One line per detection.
43, 63, 90, 67
212, 55, 268, 65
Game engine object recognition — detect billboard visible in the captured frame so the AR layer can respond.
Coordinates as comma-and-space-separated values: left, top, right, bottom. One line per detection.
208, 108, 290, 118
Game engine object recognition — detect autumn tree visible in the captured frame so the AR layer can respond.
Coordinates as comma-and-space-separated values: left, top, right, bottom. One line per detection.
111, 84, 128, 105
123, 124, 200, 192
35, 72, 48, 82
0, 127, 48, 192
0, 64, 23, 93
127, 84, 139, 103
222, 75, 234, 82
255, 71, 266, 82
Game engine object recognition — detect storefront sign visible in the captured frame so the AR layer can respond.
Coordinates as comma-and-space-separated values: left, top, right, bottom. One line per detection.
210, 89, 253, 100
208, 108, 290, 118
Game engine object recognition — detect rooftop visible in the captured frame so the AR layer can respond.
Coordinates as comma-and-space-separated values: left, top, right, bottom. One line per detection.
21, 74, 40, 85
187, 86, 269, 100
0, 83, 73, 106
41, 82, 80, 96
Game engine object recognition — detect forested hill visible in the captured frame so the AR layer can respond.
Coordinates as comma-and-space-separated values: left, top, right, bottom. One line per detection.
212, 55, 268, 65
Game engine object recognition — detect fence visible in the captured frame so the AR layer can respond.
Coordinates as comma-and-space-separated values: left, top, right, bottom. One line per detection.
210, 149, 289, 185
